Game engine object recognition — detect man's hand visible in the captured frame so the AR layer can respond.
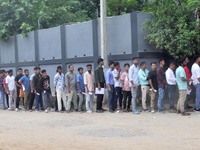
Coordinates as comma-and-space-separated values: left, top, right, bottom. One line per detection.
98, 85, 101, 91
132, 84, 136, 88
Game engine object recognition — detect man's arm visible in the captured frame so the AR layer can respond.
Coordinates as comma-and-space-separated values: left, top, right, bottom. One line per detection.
15, 77, 22, 88
65, 74, 70, 93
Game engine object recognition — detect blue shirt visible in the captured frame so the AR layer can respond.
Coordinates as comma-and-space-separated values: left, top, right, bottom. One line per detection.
77, 73, 85, 92
129, 64, 139, 86
138, 69, 149, 86
19, 75, 31, 91
176, 66, 187, 90
106, 68, 114, 85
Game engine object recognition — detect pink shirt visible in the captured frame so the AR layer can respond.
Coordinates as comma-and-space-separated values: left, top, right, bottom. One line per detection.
121, 72, 131, 91
84, 71, 94, 92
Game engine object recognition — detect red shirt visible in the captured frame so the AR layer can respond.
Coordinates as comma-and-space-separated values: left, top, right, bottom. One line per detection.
184, 66, 191, 79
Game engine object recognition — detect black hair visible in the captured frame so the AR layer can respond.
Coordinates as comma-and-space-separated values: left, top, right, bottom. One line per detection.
114, 62, 120, 67
124, 63, 130, 67
18, 68, 23, 71
132, 57, 138, 61
24, 69, 29, 73
57, 66, 62, 70
86, 64, 92, 67
151, 62, 157, 66
169, 61, 176, 66
140, 61, 146, 67
68, 64, 73, 68
178, 57, 186, 65
109, 61, 114, 66
194, 54, 200, 62
0, 70, 4, 74
41, 69, 46, 74
8, 69, 13, 74
78, 67, 83, 71
159, 58, 165, 63
1, 69, 5, 73
97, 58, 104, 64
34, 66, 40, 70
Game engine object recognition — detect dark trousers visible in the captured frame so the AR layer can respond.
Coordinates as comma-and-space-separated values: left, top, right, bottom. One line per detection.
108, 85, 115, 111
16, 88, 20, 108
167, 85, 176, 109
115, 87, 123, 109
35, 92, 43, 110
123, 91, 132, 109
6, 94, 9, 108
96, 83, 104, 110
29, 92, 35, 110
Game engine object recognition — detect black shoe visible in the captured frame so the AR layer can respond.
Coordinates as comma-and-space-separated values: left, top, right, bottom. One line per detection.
181, 112, 191, 116
101, 108, 107, 111
96, 110, 104, 113
186, 105, 193, 109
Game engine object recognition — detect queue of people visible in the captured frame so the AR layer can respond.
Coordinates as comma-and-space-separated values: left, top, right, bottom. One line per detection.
0, 55, 200, 116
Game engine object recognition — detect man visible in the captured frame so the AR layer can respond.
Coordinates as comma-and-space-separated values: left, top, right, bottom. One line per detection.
176, 57, 191, 116
19, 69, 31, 111
112, 62, 123, 111
0, 70, 7, 109
121, 63, 131, 112
157, 58, 166, 112
184, 57, 193, 109
94, 58, 106, 113
77, 67, 85, 112
15, 68, 24, 111
84, 64, 94, 113
29, 67, 37, 111
129, 57, 140, 114
3, 71, 9, 108
32, 67, 43, 112
54, 66, 67, 112
106, 61, 115, 113
65, 64, 77, 112
148, 62, 158, 113
5, 70, 16, 110
138, 62, 150, 112
191, 54, 200, 112
39, 70, 54, 113
165, 62, 177, 112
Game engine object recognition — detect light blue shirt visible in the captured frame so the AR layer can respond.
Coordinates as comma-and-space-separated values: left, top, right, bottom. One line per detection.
176, 66, 187, 90
54, 73, 65, 91
129, 64, 139, 86
106, 68, 114, 85
77, 73, 85, 92
138, 69, 149, 86
19, 75, 31, 91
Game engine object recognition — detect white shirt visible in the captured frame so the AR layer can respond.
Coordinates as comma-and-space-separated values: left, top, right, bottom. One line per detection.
165, 68, 176, 85
191, 63, 200, 85
6, 75, 15, 91
129, 64, 139, 87
112, 69, 122, 87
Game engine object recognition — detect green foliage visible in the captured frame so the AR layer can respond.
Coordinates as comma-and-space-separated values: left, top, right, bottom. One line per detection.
144, 0, 200, 59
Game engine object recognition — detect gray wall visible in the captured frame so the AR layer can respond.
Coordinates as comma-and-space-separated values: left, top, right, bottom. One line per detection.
0, 12, 161, 80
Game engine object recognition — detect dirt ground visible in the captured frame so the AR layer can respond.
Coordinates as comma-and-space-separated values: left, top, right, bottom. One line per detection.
0, 109, 200, 150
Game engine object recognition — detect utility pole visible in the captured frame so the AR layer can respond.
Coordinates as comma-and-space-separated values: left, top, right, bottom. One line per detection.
100, 0, 108, 68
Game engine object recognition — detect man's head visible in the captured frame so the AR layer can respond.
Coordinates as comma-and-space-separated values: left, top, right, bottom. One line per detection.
35, 67, 41, 75
132, 57, 139, 66
0, 70, 4, 77
159, 58, 165, 67
68, 64, 74, 72
194, 54, 200, 64
57, 66, 63, 74
178, 57, 187, 67
151, 62, 157, 71
41, 69, 47, 78
8, 69, 13, 76
124, 63, 130, 72
114, 62, 120, 70
97, 58, 104, 66
17, 68, 23, 75
140, 61, 147, 70
78, 67, 83, 74
169, 61, 176, 70
86, 64, 92, 72
109, 61, 115, 70
24, 69, 29, 76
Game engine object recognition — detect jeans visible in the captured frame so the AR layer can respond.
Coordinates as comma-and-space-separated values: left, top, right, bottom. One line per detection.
167, 85, 176, 109
108, 85, 115, 111
0, 91, 7, 109
195, 84, 200, 110
123, 91, 131, 110
78, 93, 85, 111
85, 93, 94, 111
35, 92, 43, 110
157, 88, 165, 111
42, 92, 54, 110
114, 87, 123, 109
131, 86, 138, 112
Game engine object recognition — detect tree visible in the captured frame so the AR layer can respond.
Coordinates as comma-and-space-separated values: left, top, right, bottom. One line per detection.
144, 0, 200, 59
